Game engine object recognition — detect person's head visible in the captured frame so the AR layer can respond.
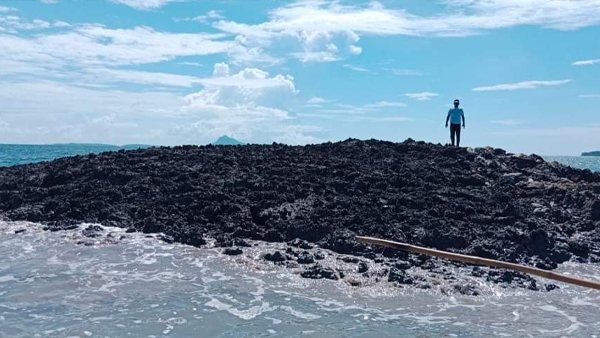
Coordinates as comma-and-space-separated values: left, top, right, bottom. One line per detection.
453, 99, 460, 108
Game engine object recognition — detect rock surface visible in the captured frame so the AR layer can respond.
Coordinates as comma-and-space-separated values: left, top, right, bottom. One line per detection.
1, 139, 599, 290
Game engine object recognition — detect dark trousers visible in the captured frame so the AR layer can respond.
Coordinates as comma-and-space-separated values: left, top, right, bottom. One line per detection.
450, 123, 461, 147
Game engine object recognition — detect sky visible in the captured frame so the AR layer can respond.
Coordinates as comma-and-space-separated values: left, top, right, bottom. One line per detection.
0, 0, 599, 155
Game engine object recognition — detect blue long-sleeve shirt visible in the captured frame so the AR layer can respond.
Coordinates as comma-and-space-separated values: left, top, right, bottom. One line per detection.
447, 108, 464, 124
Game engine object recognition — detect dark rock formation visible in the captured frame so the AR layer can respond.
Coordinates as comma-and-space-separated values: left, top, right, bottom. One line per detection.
264, 251, 287, 262
301, 265, 339, 280
1, 138, 600, 287
223, 247, 243, 256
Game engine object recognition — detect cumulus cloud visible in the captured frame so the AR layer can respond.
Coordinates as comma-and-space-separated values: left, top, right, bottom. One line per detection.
213, 0, 600, 63
180, 63, 320, 144
405, 92, 439, 100
0, 64, 322, 145
572, 58, 600, 66
472, 79, 572, 91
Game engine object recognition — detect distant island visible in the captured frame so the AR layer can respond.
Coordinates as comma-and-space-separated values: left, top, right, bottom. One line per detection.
582, 151, 600, 156
213, 135, 245, 145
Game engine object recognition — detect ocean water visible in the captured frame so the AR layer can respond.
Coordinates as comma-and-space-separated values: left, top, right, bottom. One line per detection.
1, 221, 600, 338
0, 144, 149, 167
1, 145, 600, 337
543, 156, 600, 172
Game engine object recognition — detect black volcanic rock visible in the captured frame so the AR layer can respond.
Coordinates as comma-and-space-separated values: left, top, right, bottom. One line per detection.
1, 138, 600, 276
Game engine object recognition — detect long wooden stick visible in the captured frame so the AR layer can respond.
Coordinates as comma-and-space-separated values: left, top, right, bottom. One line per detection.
356, 236, 600, 290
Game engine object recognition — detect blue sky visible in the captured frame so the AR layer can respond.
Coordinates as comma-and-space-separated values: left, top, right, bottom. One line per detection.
0, 0, 599, 155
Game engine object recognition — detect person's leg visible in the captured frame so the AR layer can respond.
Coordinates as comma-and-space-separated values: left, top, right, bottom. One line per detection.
456, 125, 461, 147
450, 125, 456, 146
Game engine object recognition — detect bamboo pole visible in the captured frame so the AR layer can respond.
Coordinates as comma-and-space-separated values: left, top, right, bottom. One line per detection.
356, 236, 600, 290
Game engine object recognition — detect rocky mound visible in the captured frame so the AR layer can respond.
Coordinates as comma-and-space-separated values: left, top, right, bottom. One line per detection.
1, 139, 599, 290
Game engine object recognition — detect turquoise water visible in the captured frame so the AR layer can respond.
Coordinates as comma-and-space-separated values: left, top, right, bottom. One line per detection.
1, 146, 600, 337
0, 143, 149, 167
544, 156, 600, 172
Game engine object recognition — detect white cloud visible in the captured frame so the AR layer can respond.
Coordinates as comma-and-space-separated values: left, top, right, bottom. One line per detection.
213, 1, 600, 63
0, 6, 16, 12
307, 97, 328, 104
0, 80, 183, 144
572, 58, 600, 66
289, 51, 339, 63
84, 68, 203, 87
491, 119, 524, 125
0, 64, 321, 145
177, 62, 202, 67
472, 79, 572, 91
579, 94, 600, 98
364, 101, 407, 108
184, 63, 296, 112
111, 0, 179, 10
180, 63, 320, 144
191, 10, 225, 23
348, 45, 362, 55
405, 92, 439, 100
386, 68, 424, 76
0, 15, 70, 32
343, 64, 369, 72
0, 25, 233, 69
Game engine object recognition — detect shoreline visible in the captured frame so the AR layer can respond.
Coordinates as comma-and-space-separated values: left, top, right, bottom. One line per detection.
1, 138, 599, 293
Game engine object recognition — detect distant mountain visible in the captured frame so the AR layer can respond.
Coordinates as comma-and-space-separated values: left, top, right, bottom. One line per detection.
582, 151, 600, 156
213, 135, 245, 145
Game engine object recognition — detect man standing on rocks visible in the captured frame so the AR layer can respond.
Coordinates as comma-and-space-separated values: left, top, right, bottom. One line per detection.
445, 99, 466, 147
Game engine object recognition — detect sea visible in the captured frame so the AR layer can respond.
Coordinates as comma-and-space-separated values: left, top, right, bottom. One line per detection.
1, 144, 600, 338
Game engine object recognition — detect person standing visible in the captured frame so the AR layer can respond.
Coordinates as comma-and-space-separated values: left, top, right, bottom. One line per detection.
445, 99, 466, 147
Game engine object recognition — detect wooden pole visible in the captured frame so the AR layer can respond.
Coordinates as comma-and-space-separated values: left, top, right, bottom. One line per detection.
356, 236, 600, 290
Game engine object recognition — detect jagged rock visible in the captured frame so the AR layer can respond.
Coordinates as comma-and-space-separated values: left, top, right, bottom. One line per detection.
358, 261, 368, 273
82, 225, 103, 238
288, 238, 313, 249
223, 247, 243, 256
0, 139, 599, 289
300, 265, 339, 280
264, 251, 286, 262
297, 251, 315, 264
388, 268, 413, 284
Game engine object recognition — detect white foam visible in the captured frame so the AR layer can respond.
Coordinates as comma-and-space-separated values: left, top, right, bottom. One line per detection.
205, 298, 275, 320
0, 275, 16, 283
279, 306, 321, 320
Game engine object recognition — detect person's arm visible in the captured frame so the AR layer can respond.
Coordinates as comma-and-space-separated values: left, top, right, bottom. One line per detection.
461, 109, 465, 128
445, 110, 450, 127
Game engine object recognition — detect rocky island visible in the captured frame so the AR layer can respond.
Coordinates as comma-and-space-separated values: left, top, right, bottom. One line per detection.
1, 139, 599, 294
